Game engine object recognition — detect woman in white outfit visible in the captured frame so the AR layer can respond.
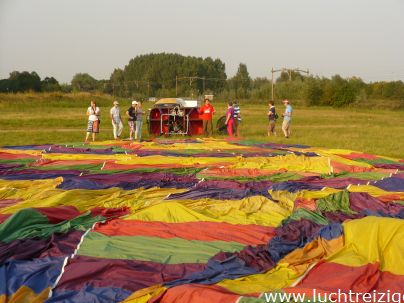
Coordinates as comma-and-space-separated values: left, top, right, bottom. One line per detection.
85, 100, 100, 143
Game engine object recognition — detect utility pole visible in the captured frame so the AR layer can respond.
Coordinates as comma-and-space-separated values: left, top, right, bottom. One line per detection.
271, 67, 310, 100
147, 81, 150, 97
202, 77, 205, 94
175, 76, 178, 97
271, 68, 274, 100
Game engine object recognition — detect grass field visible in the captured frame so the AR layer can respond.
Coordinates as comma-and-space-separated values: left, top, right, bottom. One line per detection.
0, 92, 403, 158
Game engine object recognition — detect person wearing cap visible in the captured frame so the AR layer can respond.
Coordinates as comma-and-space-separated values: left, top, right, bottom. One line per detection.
198, 98, 215, 137
126, 101, 137, 140
85, 100, 100, 143
281, 99, 293, 138
110, 101, 123, 140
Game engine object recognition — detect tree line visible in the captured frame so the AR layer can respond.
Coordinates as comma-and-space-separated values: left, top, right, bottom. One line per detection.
1, 53, 403, 107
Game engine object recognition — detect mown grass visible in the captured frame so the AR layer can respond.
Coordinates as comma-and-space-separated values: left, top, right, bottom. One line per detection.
0, 92, 403, 158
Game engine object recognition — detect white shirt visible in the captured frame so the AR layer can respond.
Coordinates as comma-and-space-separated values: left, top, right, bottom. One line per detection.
88, 106, 100, 121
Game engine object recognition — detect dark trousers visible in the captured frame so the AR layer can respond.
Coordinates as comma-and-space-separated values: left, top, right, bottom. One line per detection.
202, 119, 213, 137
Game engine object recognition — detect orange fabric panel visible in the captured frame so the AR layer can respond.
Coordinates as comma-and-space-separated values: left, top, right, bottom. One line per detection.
151, 284, 246, 303
95, 219, 275, 245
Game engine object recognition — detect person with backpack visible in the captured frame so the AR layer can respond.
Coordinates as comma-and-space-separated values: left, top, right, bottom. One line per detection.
233, 101, 242, 137
267, 100, 278, 136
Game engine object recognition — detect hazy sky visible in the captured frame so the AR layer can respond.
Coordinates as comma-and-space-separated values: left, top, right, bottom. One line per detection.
1, 0, 403, 83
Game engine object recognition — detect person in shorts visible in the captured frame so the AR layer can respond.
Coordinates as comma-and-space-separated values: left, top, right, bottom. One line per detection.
85, 100, 100, 143
126, 100, 137, 140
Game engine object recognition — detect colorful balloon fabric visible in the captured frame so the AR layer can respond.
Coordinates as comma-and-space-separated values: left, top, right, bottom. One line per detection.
0, 138, 403, 303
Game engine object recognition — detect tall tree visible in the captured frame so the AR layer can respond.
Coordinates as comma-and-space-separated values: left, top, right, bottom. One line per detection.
71, 73, 99, 92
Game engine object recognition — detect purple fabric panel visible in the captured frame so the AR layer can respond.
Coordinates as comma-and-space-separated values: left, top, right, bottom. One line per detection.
349, 192, 404, 215
296, 177, 369, 188
322, 211, 365, 223
58, 172, 198, 190
372, 177, 404, 192
373, 163, 404, 170
0, 230, 84, 264
47, 146, 117, 154
56, 255, 206, 292
0, 169, 82, 180
167, 180, 274, 200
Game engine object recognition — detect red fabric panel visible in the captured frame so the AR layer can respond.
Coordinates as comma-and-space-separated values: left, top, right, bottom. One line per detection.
295, 261, 404, 293
35, 206, 82, 224
94, 219, 275, 246
0, 199, 23, 209
331, 161, 373, 173
0, 152, 40, 160
57, 255, 206, 293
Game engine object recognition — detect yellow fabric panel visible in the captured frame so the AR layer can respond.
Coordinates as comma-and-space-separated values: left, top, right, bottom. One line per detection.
348, 184, 404, 199
0, 184, 184, 214
120, 285, 167, 303
2, 286, 50, 303
0, 148, 43, 156
217, 236, 343, 294
126, 196, 290, 226
328, 217, 404, 275
231, 154, 331, 174
136, 140, 250, 151
0, 178, 62, 202
42, 153, 237, 166
269, 187, 342, 206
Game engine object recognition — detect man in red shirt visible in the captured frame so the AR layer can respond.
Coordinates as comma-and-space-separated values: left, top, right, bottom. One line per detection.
199, 99, 215, 137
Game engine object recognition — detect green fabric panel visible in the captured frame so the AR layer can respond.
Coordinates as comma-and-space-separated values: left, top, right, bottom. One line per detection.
94, 166, 204, 175
321, 171, 389, 180
238, 296, 266, 303
77, 232, 245, 264
33, 164, 104, 172
354, 157, 398, 165
283, 208, 329, 225
316, 190, 356, 215
198, 172, 303, 182
0, 158, 35, 166
0, 208, 103, 243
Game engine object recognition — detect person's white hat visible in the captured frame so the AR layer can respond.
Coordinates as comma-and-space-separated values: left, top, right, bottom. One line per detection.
132, 100, 138, 105
113, 101, 119, 105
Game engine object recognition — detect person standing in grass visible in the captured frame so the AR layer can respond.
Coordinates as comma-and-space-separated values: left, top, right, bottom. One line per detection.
199, 98, 215, 137
225, 101, 235, 138
126, 100, 137, 140
233, 101, 241, 137
135, 101, 144, 141
281, 99, 293, 138
267, 100, 277, 136
110, 100, 123, 140
85, 100, 100, 143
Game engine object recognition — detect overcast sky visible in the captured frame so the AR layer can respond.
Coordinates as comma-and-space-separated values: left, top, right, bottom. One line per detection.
1, 0, 403, 83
